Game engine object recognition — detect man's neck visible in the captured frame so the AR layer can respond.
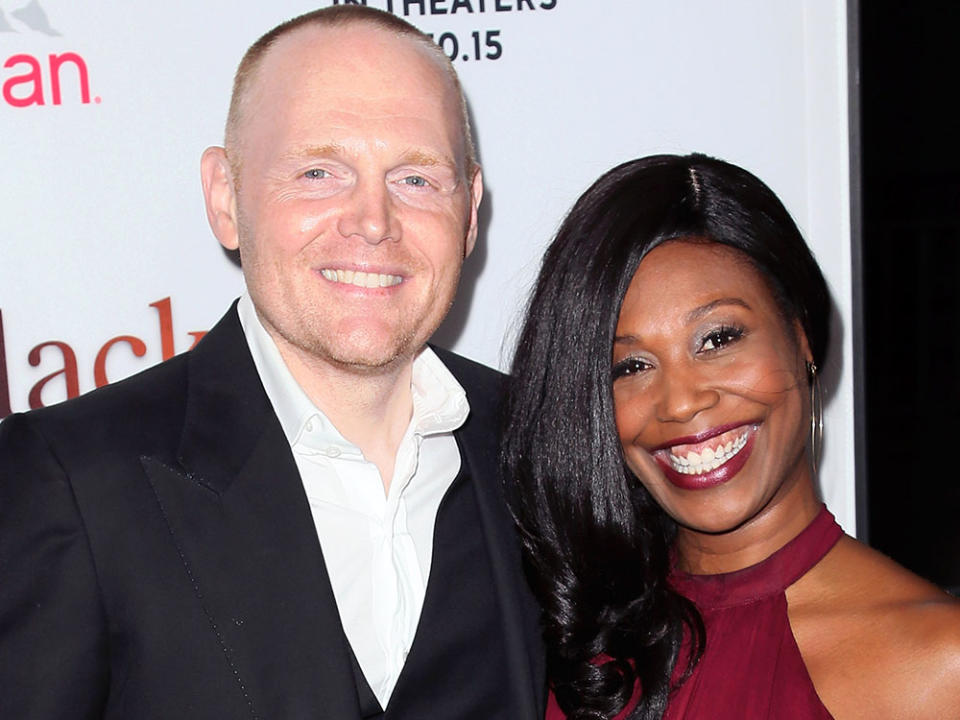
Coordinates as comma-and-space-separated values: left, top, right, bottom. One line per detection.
276, 340, 416, 495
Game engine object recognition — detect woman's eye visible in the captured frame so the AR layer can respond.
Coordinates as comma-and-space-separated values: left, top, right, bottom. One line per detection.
700, 326, 744, 352
612, 357, 652, 381
303, 168, 329, 179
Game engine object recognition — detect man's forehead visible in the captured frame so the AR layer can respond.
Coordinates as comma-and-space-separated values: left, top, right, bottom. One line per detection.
253, 23, 450, 94
229, 20, 470, 174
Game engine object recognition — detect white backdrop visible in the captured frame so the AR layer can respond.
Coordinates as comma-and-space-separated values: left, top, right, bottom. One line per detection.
0, 0, 855, 532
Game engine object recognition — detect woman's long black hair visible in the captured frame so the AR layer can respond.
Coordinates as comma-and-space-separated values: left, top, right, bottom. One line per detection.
502, 154, 830, 719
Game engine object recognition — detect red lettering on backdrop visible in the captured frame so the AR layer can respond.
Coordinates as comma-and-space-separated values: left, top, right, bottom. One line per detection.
48, 52, 91, 105
0, 298, 207, 417
152, 297, 206, 354
27, 341, 80, 409
94, 336, 147, 388
0, 310, 11, 418
150, 297, 176, 360
2, 53, 44, 107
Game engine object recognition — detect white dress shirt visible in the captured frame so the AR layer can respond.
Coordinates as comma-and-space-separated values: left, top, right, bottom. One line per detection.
237, 294, 469, 708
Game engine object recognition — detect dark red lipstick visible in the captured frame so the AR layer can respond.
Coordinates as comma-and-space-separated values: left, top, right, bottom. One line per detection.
653, 424, 758, 491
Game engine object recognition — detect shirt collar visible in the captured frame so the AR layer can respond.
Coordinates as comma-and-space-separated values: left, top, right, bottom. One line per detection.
237, 293, 470, 451
237, 293, 321, 447
410, 345, 470, 436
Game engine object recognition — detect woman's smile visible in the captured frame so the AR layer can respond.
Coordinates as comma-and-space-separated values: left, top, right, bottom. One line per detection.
652, 423, 759, 489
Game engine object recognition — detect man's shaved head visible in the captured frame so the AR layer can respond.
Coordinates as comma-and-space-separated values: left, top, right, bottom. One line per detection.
224, 6, 476, 178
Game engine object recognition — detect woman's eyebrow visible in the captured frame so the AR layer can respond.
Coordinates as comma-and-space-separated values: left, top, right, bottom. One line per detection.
684, 297, 751, 324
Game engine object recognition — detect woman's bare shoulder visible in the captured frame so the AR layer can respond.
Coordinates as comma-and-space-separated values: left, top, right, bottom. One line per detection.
788, 536, 960, 719
822, 536, 953, 600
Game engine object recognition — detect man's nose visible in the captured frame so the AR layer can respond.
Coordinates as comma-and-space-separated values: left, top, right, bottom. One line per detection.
655, 363, 720, 424
336, 177, 399, 245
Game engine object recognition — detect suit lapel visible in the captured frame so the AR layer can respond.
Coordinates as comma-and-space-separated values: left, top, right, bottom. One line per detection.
143, 306, 361, 718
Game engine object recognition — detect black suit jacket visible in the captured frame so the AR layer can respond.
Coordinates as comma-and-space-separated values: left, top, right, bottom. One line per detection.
0, 306, 545, 719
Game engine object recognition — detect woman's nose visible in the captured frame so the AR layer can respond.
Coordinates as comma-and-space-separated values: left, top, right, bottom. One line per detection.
655, 363, 721, 424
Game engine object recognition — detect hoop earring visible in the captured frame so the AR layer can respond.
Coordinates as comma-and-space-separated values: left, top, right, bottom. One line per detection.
806, 362, 823, 475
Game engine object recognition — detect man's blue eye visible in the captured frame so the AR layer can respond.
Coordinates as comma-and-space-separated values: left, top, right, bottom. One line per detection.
304, 169, 328, 179
403, 175, 428, 187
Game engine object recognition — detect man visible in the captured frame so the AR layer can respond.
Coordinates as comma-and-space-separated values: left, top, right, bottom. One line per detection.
0, 7, 544, 718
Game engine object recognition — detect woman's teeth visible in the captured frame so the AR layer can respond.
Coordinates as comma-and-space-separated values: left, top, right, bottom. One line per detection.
320, 269, 403, 288
668, 431, 749, 475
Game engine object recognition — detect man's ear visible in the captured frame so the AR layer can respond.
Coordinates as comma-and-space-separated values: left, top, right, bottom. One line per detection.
463, 165, 483, 258
200, 146, 240, 251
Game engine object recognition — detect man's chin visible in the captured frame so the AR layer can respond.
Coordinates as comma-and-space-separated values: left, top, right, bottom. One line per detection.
330, 352, 406, 374
318, 339, 420, 375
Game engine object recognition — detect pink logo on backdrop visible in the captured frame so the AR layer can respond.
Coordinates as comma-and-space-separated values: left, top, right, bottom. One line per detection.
1, 0, 101, 107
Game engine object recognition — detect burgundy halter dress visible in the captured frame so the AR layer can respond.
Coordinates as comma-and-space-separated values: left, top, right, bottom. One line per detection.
546, 506, 842, 719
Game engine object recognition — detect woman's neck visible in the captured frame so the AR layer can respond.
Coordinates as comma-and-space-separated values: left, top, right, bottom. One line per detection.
674, 473, 823, 575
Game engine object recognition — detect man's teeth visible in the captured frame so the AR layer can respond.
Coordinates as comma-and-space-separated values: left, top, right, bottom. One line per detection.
668, 432, 749, 475
320, 269, 403, 288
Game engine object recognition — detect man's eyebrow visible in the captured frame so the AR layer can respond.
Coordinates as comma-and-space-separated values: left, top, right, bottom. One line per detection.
279, 145, 457, 170
684, 297, 751, 324
282, 143, 348, 161
398, 149, 456, 168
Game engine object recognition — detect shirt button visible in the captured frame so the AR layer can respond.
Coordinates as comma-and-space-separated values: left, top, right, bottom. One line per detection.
325, 446, 341, 458
305, 420, 314, 432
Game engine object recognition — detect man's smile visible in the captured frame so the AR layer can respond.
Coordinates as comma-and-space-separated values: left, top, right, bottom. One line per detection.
319, 268, 404, 288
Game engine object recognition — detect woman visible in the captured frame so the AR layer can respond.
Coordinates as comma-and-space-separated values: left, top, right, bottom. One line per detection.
503, 154, 960, 719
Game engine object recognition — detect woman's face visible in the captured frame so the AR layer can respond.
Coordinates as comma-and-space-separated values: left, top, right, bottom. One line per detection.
612, 240, 812, 535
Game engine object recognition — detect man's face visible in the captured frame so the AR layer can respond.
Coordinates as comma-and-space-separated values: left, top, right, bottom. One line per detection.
213, 25, 481, 373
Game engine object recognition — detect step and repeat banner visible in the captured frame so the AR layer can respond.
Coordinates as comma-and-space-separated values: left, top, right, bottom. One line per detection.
1, 1, 854, 530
